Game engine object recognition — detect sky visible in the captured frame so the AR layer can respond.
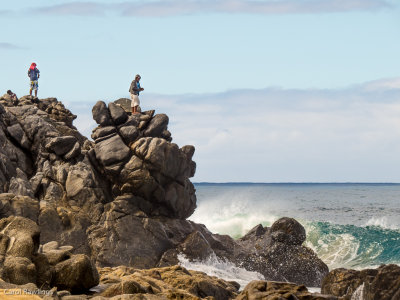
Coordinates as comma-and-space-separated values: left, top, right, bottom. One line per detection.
1, 0, 400, 182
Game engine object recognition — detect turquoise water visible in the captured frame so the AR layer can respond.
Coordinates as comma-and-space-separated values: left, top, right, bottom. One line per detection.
190, 183, 400, 270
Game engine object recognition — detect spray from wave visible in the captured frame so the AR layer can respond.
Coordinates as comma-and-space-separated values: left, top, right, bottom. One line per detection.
178, 253, 264, 289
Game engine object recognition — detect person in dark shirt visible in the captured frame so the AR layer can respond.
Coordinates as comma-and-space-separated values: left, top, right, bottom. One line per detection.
6, 90, 18, 105
28, 63, 40, 97
129, 74, 144, 114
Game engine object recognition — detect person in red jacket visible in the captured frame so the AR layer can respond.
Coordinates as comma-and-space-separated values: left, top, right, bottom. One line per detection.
28, 63, 40, 97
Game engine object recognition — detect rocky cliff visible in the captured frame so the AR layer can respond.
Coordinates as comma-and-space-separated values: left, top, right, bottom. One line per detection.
0, 94, 358, 299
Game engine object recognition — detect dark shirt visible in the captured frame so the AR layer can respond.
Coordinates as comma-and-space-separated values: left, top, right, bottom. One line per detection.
28, 68, 40, 81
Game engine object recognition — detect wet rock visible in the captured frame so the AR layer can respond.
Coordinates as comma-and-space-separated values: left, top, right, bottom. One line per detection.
237, 219, 328, 287
321, 264, 400, 300
269, 217, 306, 245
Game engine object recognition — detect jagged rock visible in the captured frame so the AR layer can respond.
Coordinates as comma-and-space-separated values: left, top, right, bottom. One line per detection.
0, 193, 39, 221
113, 98, 132, 113
321, 264, 400, 300
98, 265, 239, 300
45, 136, 77, 156
131, 137, 194, 182
119, 125, 139, 145
119, 114, 139, 128
108, 102, 128, 125
94, 133, 131, 175
6, 123, 31, 150
91, 126, 117, 140
8, 177, 34, 198
143, 114, 169, 138
53, 254, 99, 292
92, 101, 113, 126
236, 281, 338, 300
179, 231, 214, 260
64, 141, 81, 160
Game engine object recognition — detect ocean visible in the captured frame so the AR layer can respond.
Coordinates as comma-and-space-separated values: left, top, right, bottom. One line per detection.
179, 183, 400, 288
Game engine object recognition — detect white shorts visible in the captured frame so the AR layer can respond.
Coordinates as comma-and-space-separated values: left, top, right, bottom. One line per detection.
130, 94, 140, 107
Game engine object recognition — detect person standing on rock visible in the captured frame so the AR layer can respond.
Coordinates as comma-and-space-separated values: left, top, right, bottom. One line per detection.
28, 62, 40, 98
129, 74, 144, 114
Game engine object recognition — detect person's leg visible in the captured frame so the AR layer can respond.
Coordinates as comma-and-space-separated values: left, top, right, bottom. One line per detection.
34, 89, 37, 97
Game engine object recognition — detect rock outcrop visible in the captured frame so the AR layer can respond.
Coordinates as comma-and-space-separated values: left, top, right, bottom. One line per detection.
236, 281, 338, 300
321, 264, 400, 300
0, 215, 98, 292
0, 93, 329, 294
98, 265, 239, 299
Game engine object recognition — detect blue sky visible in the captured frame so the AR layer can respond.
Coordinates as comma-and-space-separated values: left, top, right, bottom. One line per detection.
2, 0, 400, 182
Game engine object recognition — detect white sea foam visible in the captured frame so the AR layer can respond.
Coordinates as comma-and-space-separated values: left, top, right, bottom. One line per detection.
178, 253, 265, 289
351, 283, 365, 300
364, 216, 398, 230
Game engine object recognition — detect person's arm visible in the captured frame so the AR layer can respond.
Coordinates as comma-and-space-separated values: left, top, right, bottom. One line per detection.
28, 69, 30, 77
37, 69, 40, 78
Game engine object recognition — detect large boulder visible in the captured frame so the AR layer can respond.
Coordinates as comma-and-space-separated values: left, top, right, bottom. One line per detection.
94, 133, 131, 175
45, 135, 77, 156
237, 218, 329, 287
108, 102, 128, 125
53, 254, 99, 292
92, 101, 113, 126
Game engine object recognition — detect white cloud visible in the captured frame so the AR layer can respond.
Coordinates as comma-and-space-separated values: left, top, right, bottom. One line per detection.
31, 0, 392, 17
71, 78, 400, 182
